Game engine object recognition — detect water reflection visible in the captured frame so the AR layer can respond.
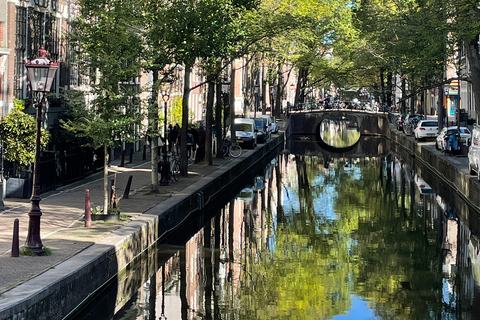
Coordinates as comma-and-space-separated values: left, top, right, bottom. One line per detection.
92, 152, 480, 319
319, 118, 361, 148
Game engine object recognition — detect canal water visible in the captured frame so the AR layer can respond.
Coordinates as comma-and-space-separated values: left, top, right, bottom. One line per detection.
68, 138, 480, 320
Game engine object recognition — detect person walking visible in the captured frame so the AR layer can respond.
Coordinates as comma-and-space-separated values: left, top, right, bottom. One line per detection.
170, 124, 180, 155
195, 124, 206, 163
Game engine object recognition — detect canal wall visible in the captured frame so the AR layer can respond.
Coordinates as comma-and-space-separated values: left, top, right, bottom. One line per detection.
0, 134, 285, 320
385, 124, 480, 213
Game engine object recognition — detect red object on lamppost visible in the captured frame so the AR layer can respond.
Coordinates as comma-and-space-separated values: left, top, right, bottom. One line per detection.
24, 46, 59, 255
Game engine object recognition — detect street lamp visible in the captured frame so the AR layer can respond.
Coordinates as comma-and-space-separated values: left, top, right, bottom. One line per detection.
24, 46, 59, 255
159, 77, 173, 186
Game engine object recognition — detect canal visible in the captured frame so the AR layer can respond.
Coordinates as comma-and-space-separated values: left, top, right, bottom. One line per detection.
67, 137, 480, 320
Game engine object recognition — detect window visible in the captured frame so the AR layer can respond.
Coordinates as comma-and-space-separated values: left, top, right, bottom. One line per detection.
14, 7, 27, 99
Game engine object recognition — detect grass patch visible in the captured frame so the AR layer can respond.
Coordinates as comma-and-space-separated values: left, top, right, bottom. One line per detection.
20, 246, 52, 256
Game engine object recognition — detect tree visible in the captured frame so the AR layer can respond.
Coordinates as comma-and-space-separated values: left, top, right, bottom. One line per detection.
68, 0, 143, 213
0, 99, 49, 167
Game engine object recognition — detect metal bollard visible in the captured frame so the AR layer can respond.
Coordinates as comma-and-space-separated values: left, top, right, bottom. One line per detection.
85, 189, 92, 227
120, 150, 125, 167
129, 148, 133, 163
143, 145, 146, 160
123, 175, 133, 199
12, 219, 19, 257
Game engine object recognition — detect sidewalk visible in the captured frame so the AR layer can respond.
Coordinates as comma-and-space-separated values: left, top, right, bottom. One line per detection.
0, 147, 237, 294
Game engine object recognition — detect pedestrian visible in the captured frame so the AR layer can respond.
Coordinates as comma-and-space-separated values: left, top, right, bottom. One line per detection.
167, 124, 173, 152
187, 127, 196, 160
195, 124, 206, 163
171, 124, 180, 155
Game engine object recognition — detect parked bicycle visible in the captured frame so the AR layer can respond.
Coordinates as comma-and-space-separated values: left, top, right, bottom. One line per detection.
222, 139, 242, 158
169, 153, 180, 181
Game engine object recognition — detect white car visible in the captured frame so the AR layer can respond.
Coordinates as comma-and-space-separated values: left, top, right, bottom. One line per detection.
226, 118, 258, 149
469, 125, 480, 179
414, 119, 438, 140
435, 126, 471, 151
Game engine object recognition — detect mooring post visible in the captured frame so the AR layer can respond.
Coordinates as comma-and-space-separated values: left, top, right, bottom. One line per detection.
85, 189, 92, 227
123, 175, 133, 199
120, 150, 125, 167
11, 219, 19, 257
129, 148, 133, 163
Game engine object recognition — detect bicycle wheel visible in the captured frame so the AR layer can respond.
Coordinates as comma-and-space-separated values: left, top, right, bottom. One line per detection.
229, 144, 242, 158
171, 161, 180, 181
222, 144, 229, 157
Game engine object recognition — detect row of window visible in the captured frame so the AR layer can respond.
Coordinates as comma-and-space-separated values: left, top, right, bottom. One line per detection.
14, 6, 63, 99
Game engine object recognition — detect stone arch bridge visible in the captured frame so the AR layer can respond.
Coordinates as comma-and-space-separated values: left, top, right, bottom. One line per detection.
286, 110, 390, 137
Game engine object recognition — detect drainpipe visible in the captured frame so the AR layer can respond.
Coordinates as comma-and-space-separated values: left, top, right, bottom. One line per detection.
0, 49, 10, 209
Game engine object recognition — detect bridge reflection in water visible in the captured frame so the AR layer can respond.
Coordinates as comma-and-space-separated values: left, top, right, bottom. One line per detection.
318, 117, 361, 149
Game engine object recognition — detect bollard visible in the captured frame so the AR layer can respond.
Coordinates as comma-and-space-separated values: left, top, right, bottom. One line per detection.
11, 219, 19, 257
129, 148, 133, 163
123, 175, 133, 199
85, 189, 92, 227
110, 173, 117, 208
120, 150, 125, 167
143, 145, 146, 160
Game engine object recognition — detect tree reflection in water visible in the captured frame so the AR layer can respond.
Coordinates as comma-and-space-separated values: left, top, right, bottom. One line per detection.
111, 154, 480, 320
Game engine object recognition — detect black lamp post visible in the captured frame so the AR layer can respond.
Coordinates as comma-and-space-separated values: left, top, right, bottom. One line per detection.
24, 46, 59, 255
159, 79, 172, 186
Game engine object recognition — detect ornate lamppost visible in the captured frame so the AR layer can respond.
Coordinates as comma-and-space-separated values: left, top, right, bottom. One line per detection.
23, 46, 59, 255
159, 77, 173, 186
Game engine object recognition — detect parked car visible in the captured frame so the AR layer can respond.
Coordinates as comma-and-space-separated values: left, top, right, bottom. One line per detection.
257, 114, 278, 135
403, 114, 425, 136
227, 118, 257, 149
468, 124, 480, 179
414, 119, 438, 140
257, 114, 274, 136
252, 118, 268, 143
436, 126, 471, 151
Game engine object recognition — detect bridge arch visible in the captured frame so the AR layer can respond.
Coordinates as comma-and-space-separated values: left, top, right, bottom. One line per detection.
286, 110, 390, 138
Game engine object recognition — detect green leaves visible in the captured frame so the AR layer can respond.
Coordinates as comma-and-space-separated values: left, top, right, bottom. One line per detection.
0, 108, 49, 166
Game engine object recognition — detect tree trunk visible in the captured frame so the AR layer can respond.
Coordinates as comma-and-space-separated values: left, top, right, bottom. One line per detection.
215, 76, 223, 158
465, 37, 480, 123
261, 63, 267, 115
103, 142, 109, 214
149, 69, 160, 193
275, 62, 283, 118
205, 78, 214, 165
386, 71, 393, 107
229, 62, 236, 140
380, 68, 385, 104
180, 66, 191, 176
437, 78, 445, 130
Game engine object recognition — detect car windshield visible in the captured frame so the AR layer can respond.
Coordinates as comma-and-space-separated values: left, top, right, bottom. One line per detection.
235, 123, 253, 132
254, 119, 264, 128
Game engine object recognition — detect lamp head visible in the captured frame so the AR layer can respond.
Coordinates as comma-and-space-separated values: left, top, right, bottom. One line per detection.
24, 46, 59, 93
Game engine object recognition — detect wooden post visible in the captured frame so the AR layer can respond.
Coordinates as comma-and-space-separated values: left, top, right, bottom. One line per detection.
85, 189, 92, 227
